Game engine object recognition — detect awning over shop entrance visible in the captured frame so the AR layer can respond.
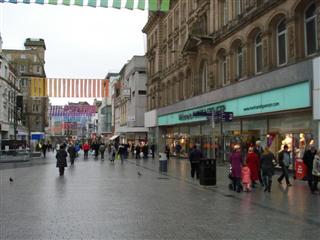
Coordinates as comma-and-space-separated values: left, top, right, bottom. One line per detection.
109, 135, 119, 141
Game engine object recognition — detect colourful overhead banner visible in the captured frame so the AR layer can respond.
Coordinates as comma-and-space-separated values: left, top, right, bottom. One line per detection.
74, 0, 83, 6
88, 0, 96, 7
62, 0, 70, 5
100, 0, 108, 8
46, 78, 109, 98
148, 0, 157, 11
112, 0, 121, 9
160, 0, 170, 12
137, 0, 145, 10
48, 0, 58, 5
3, 0, 171, 11
125, 0, 133, 10
30, 77, 46, 97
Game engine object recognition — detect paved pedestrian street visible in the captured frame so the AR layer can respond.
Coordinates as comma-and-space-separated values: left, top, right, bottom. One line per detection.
1, 152, 320, 240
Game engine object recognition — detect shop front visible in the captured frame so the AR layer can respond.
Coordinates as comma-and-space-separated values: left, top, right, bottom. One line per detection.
158, 81, 315, 162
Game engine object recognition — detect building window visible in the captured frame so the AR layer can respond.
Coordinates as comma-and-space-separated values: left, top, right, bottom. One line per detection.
201, 61, 208, 92
220, 55, 228, 85
277, 19, 287, 66
20, 54, 26, 59
235, 0, 243, 16
36, 65, 41, 73
255, 33, 263, 74
5, 66, 8, 78
236, 46, 243, 79
223, 0, 228, 25
305, 3, 317, 56
20, 65, 26, 73
138, 90, 147, 95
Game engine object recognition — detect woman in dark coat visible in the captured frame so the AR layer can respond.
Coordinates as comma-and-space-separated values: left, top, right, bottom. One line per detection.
260, 147, 276, 192
230, 145, 242, 192
56, 144, 68, 176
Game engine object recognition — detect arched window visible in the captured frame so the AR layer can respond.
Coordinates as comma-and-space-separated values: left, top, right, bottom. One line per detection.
305, 3, 317, 56
223, 0, 228, 25
277, 19, 287, 66
236, 46, 243, 78
220, 54, 228, 85
255, 33, 263, 74
201, 62, 209, 93
235, 0, 243, 16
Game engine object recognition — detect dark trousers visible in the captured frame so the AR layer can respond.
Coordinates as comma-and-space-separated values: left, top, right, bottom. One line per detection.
84, 150, 89, 159
101, 151, 105, 159
258, 168, 264, 185
262, 169, 273, 192
59, 167, 65, 176
70, 157, 74, 165
307, 170, 314, 191
190, 162, 199, 179
232, 177, 241, 192
312, 176, 319, 193
278, 165, 290, 184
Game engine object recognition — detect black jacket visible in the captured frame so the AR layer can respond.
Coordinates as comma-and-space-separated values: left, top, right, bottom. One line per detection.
189, 148, 203, 163
303, 150, 316, 170
56, 149, 68, 168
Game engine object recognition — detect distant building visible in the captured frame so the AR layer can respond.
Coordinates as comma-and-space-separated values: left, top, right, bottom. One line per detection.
114, 56, 148, 144
0, 44, 24, 140
3, 38, 48, 143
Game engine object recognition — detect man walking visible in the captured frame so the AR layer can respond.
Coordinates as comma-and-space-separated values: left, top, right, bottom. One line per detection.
303, 145, 317, 193
278, 145, 292, 186
189, 144, 203, 179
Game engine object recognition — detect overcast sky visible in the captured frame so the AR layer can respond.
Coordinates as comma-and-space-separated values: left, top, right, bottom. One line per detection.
0, 2, 148, 104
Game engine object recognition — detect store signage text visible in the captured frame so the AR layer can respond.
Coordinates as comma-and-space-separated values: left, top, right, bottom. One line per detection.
179, 105, 226, 121
243, 102, 280, 112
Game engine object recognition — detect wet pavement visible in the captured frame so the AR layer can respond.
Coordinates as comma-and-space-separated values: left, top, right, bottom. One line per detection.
1, 151, 320, 239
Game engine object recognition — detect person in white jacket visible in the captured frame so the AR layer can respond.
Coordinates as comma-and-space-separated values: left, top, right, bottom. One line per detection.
311, 150, 320, 194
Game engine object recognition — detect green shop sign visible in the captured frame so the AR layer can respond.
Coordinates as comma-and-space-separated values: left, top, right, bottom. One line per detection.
158, 82, 310, 126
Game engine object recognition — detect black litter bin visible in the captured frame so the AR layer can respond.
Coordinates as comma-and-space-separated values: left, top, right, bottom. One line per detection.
199, 159, 216, 186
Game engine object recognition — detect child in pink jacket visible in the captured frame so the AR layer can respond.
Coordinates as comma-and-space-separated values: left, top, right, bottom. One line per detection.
241, 163, 251, 192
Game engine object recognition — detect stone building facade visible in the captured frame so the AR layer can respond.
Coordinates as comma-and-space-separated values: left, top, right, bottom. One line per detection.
143, 0, 320, 161
3, 39, 49, 139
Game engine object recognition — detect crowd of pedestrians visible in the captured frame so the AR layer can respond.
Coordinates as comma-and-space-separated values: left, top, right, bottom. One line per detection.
49, 138, 320, 195
52, 140, 157, 176
227, 140, 320, 195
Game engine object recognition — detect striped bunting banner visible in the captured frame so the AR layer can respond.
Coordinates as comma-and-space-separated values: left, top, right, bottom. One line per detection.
44, 78, 109, 98
2, 0, 171, 11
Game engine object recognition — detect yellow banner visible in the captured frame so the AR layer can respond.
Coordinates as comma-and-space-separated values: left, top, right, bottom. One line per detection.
30, 77, 47, 97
